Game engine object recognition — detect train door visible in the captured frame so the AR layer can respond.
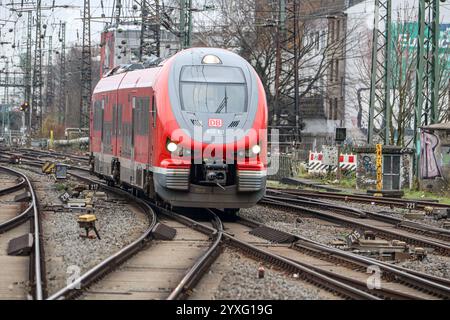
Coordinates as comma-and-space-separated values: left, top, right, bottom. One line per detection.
119, 94, 133, 185
116, 104, 122, 157
111, 92, 119, 156
149, 93, 156, 167
92, 98, 104, 173
99, 98, 105, 174
145, 92, 156, 197
130, 96, 137, 186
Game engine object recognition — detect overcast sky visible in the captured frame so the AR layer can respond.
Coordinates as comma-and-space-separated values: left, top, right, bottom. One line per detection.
0, 0, 126, 64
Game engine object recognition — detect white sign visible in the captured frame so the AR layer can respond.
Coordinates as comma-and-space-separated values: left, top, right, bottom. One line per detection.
322, 146, 338, 166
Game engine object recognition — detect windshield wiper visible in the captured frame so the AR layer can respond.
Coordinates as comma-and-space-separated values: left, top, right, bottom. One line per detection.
215, 88, 228, 114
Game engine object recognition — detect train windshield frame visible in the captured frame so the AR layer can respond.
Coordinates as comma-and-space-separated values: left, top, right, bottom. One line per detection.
180, 65, 248, 114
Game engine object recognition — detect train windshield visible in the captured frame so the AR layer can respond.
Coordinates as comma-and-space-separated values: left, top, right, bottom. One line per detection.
180, 66, 247, 114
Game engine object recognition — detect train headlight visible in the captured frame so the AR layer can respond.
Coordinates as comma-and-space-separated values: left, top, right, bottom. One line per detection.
252, 145, 261, 155
167, 142, 178, 153
202, 54, 222, 64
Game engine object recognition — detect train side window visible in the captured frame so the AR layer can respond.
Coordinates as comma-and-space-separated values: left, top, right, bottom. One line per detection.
94, 100, 103, 131
140, 97, 149, 135
138, 98, 143, 135
112, 104, 117, 137
144, 97, 149, 134
93, 101, 99, 130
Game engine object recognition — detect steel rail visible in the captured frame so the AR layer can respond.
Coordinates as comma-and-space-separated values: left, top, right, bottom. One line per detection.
47, 172, 158, 300
265, 192, 450, 240
0, 165, 45, 300
269, 188, 450, 210
261, 198, 450, 256
157, 206, 380, 300
166, 209, 224, 300
235, 216, 450, 299
5, 150, 449, 299
0, 177, 26, 196
17, 148, 89, 162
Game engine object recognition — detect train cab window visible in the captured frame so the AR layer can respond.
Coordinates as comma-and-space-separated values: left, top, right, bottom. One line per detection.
180, 66, 247, 114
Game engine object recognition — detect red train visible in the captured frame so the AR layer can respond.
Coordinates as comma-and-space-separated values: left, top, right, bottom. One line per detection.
90, 48, 268, 210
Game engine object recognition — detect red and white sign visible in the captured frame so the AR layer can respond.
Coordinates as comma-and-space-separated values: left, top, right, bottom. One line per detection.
308, 151, 357, 175
208, 119, 223, 128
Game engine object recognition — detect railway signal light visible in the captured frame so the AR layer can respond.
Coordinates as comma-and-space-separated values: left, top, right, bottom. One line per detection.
20, 102, 30, 112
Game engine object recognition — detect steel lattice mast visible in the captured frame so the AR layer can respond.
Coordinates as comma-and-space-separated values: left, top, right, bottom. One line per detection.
140, 0, 161, 60
180, 0, 192, 49
80, 0, 92, 130
58, 22, 66, 126
25, 11, 33, 111
414, 0, 441, 136
367, 0, 393, 145
32, 0, 43, 134
272, 0, 302, 150
46, 35, 54, 115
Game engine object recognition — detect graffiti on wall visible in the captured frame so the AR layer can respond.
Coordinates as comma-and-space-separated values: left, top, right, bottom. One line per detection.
420, 132, 442, 179
362, 156, 377, 175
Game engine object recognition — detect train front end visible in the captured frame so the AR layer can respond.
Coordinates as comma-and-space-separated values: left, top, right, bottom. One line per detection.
153, 48, 268, 210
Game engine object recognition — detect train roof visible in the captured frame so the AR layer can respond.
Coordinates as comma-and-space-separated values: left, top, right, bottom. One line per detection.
94, 66, 163, 94
93, 48, 252, 95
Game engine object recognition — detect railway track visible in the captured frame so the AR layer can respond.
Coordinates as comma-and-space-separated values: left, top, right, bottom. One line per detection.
65, 170, 376, 300
269, 187, 450, 211
223, 216, 450, 299
43, 168, 220, 300
4, 149, 450, 300
261, 194, 450, 256
41, 167, 375, 300
266, 190, 450, 242
16, 148, 90, 163
0, 166, 45, 300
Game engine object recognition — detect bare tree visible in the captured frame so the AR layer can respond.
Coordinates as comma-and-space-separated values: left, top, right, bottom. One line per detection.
354, 4, 450, 146
191, 0, 359, 133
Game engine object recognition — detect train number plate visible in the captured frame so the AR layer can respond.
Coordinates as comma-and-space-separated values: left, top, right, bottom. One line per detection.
208, 119, 223, 128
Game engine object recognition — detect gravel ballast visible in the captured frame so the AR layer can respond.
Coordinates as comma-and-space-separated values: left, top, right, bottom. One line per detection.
206, 248, 338, 300
323, 199, 447, 229
389, 254, 450, 279
241, 204, 450, 280
240, 205, 352, 245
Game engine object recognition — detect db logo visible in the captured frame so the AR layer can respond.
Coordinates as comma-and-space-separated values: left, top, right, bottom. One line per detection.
208, 119, 223, 128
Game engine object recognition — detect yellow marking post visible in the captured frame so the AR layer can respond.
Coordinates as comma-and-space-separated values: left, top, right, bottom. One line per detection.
50, 130, 54, 149
376, 144, 383, 192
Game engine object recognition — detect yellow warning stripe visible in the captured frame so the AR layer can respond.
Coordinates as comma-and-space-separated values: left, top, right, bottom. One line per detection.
42, 162, 56, 174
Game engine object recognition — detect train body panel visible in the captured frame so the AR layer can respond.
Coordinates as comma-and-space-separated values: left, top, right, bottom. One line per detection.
91, 48, 268, 209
